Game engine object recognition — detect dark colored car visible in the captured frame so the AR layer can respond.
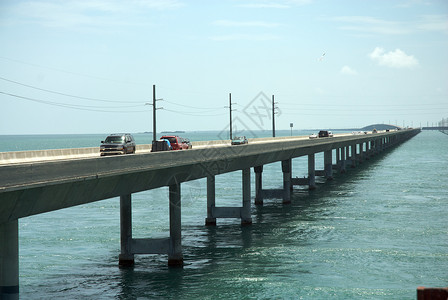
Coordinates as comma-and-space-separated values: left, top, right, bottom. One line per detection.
159, 136, 192, 150
100, 133, 136, 156
151, 139, 171, 152
318, 130, 333, 138
231, 136, 248, 145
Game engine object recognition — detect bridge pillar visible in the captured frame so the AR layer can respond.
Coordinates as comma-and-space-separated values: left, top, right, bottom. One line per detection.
336, 148, 341, 167
0, 220, 19, 300
366, 141, 371, 159
206, 169, 252, 225
119, 194, 134, 266
168, 182, 183, 266
351, 144, 357, 168
358, 143, 363, 163
324, 150, 333, 180
254, 166, 263, 205
205, 175, 216, 225
340, 146, 346, 173
308, 154, 316, 190
345, 146, 351, 167
282, 159, 291, 203
241, 168, 252, 225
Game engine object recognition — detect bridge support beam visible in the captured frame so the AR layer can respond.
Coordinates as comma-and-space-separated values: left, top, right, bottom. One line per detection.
0, 220, 19, 300
254, 166, 263, 205
118, 187, 183, 267
282, 159, 291, 203
119, 194, 134, 266
358, 143, 364, 163
351, 144, 357, 168
340, 147, 346, 173
324, 150, 333, 180
255, 161, 292, 203
241, 168, 252, 225
205, 169, 252, 225
168, 183, 183, 266
205, 175, 216, 225
308, 153, 316, 190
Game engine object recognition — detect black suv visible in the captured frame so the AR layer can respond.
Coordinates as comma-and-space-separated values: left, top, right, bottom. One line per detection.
318, 130, 333, 138
100, 133, 136, 156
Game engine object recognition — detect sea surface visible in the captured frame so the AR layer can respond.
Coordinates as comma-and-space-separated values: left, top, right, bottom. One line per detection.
1, 130, 447, 299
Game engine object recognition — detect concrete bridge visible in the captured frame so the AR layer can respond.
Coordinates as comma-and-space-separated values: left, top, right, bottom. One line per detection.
0, 128, 420, 299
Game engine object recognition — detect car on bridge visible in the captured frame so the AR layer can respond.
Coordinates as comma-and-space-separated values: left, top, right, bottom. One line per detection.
100, 133, 136, 156
318, 130, 333, 138
231, 136, 248, 145
159, 135, 192, 150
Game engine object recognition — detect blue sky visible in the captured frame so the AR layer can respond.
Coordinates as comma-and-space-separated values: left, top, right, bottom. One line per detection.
0, 0, 447, 135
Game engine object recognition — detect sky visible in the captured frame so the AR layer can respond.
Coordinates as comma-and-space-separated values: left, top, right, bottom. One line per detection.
0, 0, 447, 135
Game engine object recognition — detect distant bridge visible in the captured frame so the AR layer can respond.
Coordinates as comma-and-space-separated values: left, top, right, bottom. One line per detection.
421, 126, 448, 130
0, 129, 421, 299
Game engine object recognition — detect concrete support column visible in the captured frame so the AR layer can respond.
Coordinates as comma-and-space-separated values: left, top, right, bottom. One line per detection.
324, 150, 333, 180
340, 146, 346, 173
345, 146, 350, 167
254, 166, 263, 205
0, 220, 19, 300
241, 168, 252, 225
351, 144, 357, 168
281, 159, 291, 203
205, 175, 216, 225
366, 141, 371, 160
359, 143, 363, 163
168, 183, 183, 266
119, 194, 134, 266
308, 154, 316, 190
336, 148, 341, 166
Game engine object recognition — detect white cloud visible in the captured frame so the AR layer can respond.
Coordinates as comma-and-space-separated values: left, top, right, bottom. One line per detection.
237, 0, 312, 8
332, 16, 410, 35
340, 66, 358, 75
332, 14, 448, 36
417, 15, 448, 33
369, 47, 419, 68
210, 34, 280, 41
13, 0, 183, 30
213, 20, 282, 28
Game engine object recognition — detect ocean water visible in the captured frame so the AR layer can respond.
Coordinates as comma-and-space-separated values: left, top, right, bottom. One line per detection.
1, 130, 447, 299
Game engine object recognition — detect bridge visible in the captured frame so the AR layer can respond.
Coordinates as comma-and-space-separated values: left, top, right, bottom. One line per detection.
0, 128, 420, 299
421, 126, 448, 130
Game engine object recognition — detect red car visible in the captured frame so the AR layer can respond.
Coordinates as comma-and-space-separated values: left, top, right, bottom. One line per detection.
159, 136, 192, 150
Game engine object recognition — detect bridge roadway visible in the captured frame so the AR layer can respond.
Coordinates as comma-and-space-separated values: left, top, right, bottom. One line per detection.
0, 128, 420, 298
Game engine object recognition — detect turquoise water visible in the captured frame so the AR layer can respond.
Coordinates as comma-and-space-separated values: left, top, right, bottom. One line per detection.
1, 130, 447, 299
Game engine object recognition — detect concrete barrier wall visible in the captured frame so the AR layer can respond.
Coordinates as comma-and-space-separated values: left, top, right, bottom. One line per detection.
0, 130, 407, 164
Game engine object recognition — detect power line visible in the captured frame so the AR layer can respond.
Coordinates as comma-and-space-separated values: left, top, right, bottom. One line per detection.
163, 108, 227, 117
0, 91, 148, 113
163, 99, 224, 111
0, 76, 144, 103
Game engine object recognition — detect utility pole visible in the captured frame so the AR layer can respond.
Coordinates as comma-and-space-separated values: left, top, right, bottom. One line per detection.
229, 93, 233, 140
225, 93, 236, 140
153, 85, 156, 143
272, 95, 278, 137
146, 85, 163, 143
